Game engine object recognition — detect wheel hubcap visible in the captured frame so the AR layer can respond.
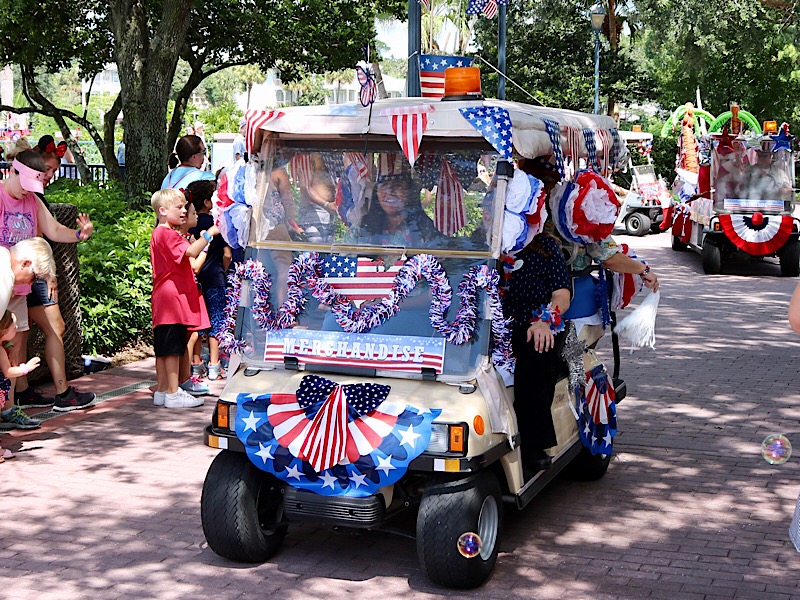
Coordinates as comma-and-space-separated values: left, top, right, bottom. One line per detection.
477, 495, 498, 560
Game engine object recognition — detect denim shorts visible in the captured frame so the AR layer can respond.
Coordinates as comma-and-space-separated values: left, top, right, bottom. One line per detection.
27, 278, 57, 308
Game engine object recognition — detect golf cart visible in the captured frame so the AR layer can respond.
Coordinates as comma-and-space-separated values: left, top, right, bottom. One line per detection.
612, 130, 670, 236
199, 94, 629, 589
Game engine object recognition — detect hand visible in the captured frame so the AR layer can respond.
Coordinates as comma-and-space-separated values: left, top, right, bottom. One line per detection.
24, 357, 41, 372
76, 213, 94, 240
526, 320, 555, 353
207, 224, 220, 237
47, 278, 58, 304
642, 271, 660, 292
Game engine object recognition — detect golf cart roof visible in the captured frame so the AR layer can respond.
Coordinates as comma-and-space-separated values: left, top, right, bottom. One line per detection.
253, 97, 621, 161
618, 130, 653, 143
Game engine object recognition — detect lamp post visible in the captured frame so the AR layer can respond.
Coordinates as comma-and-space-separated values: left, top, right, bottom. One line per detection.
590, 2, 606, 115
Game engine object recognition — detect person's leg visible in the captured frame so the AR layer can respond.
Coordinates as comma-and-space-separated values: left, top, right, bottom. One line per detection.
28, 304, 67, 394
12, 330, 29, 392
155, 356, 167, 392
164, 355, 181, 394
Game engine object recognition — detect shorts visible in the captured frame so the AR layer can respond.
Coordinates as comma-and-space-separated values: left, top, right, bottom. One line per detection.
7, 295, 29, 333
153, 324, 188, 357
27, 278, 57, 308
204, 287, 227, 338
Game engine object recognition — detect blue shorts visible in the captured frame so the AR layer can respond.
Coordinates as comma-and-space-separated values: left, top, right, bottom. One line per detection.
204, 287, 227, 339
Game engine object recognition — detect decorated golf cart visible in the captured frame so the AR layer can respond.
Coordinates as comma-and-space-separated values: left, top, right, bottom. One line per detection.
198, 82, 635, 588
666, 104, 800, 275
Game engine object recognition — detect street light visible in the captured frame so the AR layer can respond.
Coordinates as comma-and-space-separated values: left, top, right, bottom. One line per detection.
590, 2, 606, 115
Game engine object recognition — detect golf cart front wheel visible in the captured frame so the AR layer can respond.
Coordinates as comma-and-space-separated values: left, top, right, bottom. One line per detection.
702, 240, 723, 274
625, 213, 652, 236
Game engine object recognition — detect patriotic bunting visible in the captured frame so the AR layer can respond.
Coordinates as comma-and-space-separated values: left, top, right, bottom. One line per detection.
458, 105, 514, 161
582, 128, 600, 173
244, 109, 283, 155
419, 55, 474, 99
574, 364, 618, 455
718, 213, 794, 256
610, 128, 622, 171
541, 118, 565, 178
434, 158, 466, 236
381, 105, 435, 168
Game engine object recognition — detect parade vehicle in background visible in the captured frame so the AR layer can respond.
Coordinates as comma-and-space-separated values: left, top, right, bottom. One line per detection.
666, 103, 800, 275
198, 67, 633, 589
612, 130, 670, 236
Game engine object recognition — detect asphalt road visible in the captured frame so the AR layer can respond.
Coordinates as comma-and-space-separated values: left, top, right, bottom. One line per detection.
2, 231, 800, 599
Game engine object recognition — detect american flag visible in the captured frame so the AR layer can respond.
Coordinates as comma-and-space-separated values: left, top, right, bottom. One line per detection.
416, 0, 430, 8
290, 153, 314, 191
244, 109, 283, 154
344, 152, 370, 183
467, 0, 508, 17
434, 158, 466, 236
458, 105, 514, 161
381, 105, 435, 168
585, 365, 616, 425
320, 255, 404, 304
419, 55, 474, 98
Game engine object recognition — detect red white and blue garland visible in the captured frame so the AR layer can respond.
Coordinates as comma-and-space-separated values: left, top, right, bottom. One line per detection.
219, 255, 514, 371
718, 213, 794, 257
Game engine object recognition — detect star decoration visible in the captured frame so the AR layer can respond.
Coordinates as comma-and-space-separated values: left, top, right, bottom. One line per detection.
242, 410, 261, 432
772, 126, 793, 152
376, 455, 397, 476
350, 471, 367, 488
285, 464, 303, 480
319, 470, 337, 489
603, 431, 612, 447
399, 425, 422, 448
255, 442, 274, 463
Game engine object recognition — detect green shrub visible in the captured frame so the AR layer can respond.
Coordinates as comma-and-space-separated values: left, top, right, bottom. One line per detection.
46, 180, 154, 356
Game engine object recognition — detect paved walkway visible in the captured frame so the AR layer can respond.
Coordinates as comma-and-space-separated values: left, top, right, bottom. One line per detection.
2, 232, 800, 599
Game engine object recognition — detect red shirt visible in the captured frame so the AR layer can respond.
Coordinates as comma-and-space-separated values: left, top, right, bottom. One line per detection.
150, 225, 202, 327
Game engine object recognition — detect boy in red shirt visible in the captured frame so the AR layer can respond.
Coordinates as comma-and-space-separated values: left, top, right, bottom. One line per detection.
150, 188, 219, 409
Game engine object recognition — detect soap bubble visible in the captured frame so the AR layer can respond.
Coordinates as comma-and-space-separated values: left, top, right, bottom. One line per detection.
457, 532, 482, 558
761, 434, 792, 465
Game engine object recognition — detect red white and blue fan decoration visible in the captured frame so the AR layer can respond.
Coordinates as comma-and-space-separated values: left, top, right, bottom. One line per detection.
573, 365, 617, 455
502, 170, 547, 254
235, 375, 441, 497
356, 64, 377, 107
458, 105, 513, 161
718, 213, 794, 256
549, 171, 620, 246
611, 244, 645, 311
213, 160, 256, 250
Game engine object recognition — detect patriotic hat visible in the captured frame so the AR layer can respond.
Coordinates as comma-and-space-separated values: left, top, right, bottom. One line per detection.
550, 171, 619, 245
501, 169, 547, 254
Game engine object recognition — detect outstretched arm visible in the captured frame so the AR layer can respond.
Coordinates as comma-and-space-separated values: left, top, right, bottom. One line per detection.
602, 251, 660, 292
37, 199, 94, 243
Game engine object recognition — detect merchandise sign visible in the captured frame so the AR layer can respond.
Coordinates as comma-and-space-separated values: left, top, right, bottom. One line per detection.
264, 329, 446, 374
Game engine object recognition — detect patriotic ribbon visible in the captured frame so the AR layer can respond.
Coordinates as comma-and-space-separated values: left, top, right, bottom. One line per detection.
542, 118, 565, 178
582, 128, 600, 173
244, 109, 284, 155
380, 105, 435, 168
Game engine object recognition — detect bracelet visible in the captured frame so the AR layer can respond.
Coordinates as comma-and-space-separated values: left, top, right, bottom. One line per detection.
21, 363, 28, 375
75, 230, 82, 241
529, 303, 565, 334
202, 230, 213, 243
2, 341, 13, 349
641, 264, 651, 276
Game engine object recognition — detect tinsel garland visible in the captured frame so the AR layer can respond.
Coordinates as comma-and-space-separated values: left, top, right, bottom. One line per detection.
218, 254, 515, 371
529, 302, 565, 334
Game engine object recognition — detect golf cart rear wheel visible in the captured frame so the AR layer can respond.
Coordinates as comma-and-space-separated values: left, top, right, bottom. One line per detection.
564, 446, 612, 481
201, 450, 288, 563
702, 240, 722, 274
780, 239, 800, 277
625, 213, 651, 236
416, 472, 502, 589
671, 236, 688, 251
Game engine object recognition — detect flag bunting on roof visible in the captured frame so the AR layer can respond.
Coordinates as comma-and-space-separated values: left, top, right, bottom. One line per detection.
582, 128, 600, 173
244, 109, 283, 155
380, 105, 435, 168
458, 105, 513, 161
541, 118, 565, 178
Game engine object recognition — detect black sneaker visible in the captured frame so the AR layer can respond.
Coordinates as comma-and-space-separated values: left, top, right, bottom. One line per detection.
53, 387, 97, 412
16, 387, 55, 408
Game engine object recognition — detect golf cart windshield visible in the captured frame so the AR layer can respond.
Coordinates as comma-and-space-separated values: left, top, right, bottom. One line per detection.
712, 144, 794, 212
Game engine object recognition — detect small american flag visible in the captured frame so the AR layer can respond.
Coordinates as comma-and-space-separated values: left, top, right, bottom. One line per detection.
344, 152, 370, 183
321, 255, 404, 304
419, 55, 474, 98
290, 153, 314, 191
434, 158, 466, 236
417, 0, 430, 8
244, 109, 283, 154
381, 105, 435, 168
467, 0, 508, 17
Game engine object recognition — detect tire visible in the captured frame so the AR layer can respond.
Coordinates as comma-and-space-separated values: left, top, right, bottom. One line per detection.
671, 235, 688, 251
201, 450, 288, 563
625, 212, 652, 236
702, 240, 722, 274
416, 472, 503, 589
563, 446, 611, 481
780, 240, 800, 277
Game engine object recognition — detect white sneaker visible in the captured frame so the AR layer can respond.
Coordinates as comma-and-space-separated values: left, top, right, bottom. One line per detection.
180, 377, 210, 396
207, 362, 222, 380
153, 391, 166, 407
164, 388, 204, 409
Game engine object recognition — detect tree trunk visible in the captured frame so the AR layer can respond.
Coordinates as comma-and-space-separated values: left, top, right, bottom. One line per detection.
110, 0, 193, 198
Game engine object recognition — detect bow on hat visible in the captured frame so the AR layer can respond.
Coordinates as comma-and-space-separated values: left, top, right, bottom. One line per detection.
295, 374, 391, 472
45, 141, 67, 158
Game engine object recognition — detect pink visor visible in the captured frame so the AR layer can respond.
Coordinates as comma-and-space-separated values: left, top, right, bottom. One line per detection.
12, 159, 46, 194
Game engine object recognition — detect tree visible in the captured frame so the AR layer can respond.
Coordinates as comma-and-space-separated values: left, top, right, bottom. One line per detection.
0, 0, 407, 198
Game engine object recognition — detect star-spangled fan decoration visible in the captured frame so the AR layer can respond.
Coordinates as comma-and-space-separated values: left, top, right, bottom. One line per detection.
234, 376, 441, 498
574, 365, 617, 455
458, 106, 513, 161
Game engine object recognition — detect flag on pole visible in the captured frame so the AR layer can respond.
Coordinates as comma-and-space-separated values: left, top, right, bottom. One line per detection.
434, 158, 466, 236
467, 0, 508, 17
419, 55, 474, 98
380, 105, 435, 168
244, 109, 283, 154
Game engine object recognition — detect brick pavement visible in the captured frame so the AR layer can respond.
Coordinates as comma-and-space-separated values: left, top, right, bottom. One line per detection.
2, 233, 800, 599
